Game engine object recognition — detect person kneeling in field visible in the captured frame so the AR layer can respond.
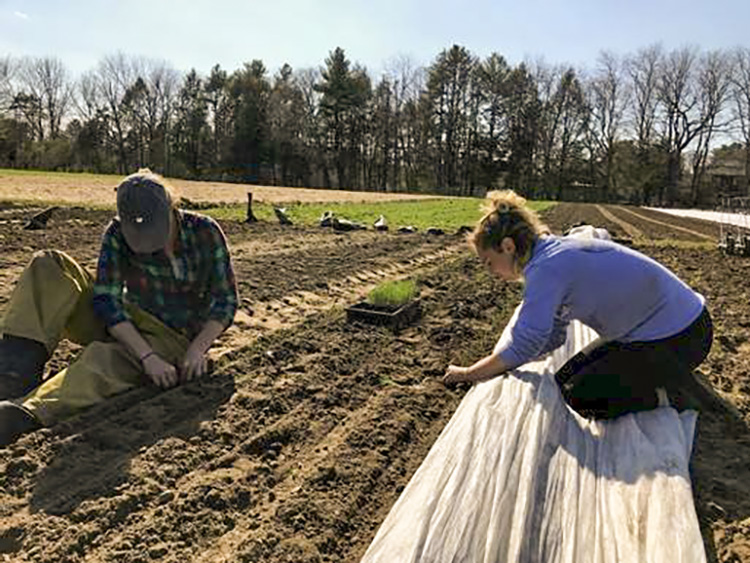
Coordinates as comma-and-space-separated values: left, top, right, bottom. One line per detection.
0, 169, 238, 446
443, 190, 713, 420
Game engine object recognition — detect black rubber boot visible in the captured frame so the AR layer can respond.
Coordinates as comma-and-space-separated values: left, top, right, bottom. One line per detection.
0, 335, 50, 400
0, 401, 41, 447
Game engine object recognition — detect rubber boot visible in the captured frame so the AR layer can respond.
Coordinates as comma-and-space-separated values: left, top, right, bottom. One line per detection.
0, 401, 41, 447
0, 335, 50, 400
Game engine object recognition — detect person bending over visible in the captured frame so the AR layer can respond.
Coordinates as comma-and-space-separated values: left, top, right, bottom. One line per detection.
443, 190, 712, 420
0, 169, 238, 445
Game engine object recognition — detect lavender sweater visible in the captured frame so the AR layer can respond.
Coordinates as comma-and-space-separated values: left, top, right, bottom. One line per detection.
496, 235, 705, 369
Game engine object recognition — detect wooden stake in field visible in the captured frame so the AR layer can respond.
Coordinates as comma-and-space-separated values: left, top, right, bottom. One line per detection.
245, 192, 258, 223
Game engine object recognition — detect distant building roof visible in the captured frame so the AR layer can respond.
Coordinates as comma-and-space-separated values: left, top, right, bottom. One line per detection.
708, 164, 746, 177
708, 158, 746, 177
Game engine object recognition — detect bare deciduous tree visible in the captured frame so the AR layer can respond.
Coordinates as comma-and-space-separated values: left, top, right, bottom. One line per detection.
731, 47, 750, 191
137, 60, 179, 171
0, 56, 16, 112
95, 53, 138, 172
656, 47, 702, 204
625, 44, 662, 203
627, 45, 661, 148
76, 71, 103, 123
535, 62, 589, 198
654, 47, 731, 205
384, 54, 424, 190
17, 56, 73, 139
295, 67, 326, 186
587, 51, 629, 199
689, 50, 732, 204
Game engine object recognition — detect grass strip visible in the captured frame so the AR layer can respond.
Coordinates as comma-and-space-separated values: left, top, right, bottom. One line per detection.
204, 198, 555, 232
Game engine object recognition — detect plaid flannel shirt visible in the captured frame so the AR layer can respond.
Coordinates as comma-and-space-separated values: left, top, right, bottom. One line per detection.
93, 210, 238, 340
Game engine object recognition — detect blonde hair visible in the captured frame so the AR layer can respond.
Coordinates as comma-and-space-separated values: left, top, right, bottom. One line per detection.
118, 168, 180, 210
468, 190, 549, 268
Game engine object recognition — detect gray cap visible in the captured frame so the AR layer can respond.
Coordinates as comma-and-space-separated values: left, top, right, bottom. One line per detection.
116, 173, 172, 254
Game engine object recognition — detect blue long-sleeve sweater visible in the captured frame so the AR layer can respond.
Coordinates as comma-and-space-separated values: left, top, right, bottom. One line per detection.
495, 235, 705, 370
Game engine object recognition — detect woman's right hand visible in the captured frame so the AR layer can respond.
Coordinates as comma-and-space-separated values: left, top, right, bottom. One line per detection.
142, 353, 179, 388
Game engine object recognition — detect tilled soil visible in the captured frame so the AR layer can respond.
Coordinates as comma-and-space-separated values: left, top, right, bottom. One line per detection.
1, 203, 749, 562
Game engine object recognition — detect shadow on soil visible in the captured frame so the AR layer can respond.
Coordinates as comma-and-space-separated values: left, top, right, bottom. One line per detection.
691, 386, 750, 562
22, 372, 235, 516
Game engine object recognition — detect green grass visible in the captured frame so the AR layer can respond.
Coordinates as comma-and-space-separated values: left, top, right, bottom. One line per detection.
204, 198, 555, 232
0, 195, 555, 233
367, 279, 419, 307
0, 169, 556, 232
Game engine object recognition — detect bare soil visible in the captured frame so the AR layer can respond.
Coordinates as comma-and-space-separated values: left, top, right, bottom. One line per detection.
1, 202, 749, 562
0, 172, 441, 206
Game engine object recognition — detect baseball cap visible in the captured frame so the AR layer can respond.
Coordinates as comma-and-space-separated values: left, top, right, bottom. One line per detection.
116, 171, 173, 254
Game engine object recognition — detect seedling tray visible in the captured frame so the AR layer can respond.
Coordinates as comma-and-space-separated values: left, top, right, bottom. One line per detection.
346, 299, 421, 331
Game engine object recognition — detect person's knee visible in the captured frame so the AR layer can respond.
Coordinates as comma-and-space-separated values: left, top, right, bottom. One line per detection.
29, 249, 69, 270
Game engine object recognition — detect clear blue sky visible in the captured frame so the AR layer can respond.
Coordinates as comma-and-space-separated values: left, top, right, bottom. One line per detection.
2, 0, 749, 77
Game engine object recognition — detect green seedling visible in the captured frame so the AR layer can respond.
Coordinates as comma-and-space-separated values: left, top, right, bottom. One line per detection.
366, 279, 418, 308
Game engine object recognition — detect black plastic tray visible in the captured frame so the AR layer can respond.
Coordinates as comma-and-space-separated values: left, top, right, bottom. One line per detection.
346, 299, 422, 331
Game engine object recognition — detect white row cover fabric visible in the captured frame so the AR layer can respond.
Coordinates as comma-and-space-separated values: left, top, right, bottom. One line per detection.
362, 311, 706, 563
645, 207, 748, 228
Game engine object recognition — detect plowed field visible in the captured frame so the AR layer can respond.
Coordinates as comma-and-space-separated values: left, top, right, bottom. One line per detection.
1, 201, 748, 562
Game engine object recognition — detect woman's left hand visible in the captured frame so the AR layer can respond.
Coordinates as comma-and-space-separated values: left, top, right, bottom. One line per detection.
443, 365, 473, 384
181, 345, 209, 381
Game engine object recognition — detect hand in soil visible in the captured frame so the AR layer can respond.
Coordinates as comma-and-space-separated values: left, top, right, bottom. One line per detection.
443, 364, 472, 384
181, 345, 210, 381
143, 353, 179, 388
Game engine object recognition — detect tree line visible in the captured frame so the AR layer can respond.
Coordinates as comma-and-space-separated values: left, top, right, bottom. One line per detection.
1, 44, 750, 205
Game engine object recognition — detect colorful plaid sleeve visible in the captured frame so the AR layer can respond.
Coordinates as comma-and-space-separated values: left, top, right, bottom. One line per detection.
92, 220, 130, 327
204, 218, 239, 328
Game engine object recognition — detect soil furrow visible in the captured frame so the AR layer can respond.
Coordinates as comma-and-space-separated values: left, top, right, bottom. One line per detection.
214, 243, 465, 358
593, 204, 644, 238
1, 203, 749, 562
613, 205, 715, 241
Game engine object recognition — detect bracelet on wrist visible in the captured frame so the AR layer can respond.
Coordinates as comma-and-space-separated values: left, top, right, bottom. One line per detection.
139, 351, 156, 363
